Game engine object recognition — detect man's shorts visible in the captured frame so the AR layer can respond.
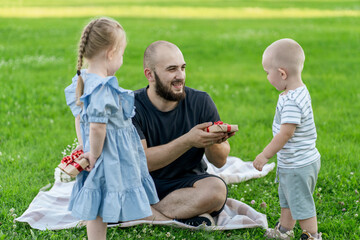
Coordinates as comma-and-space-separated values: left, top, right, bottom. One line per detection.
153, 173, 228, 217
278, 159, 321, 220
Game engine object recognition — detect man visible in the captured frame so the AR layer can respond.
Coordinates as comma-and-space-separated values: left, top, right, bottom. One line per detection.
132, 40, 235, 226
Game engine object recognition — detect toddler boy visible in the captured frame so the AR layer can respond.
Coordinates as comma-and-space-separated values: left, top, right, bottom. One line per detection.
253, 38, 322, 240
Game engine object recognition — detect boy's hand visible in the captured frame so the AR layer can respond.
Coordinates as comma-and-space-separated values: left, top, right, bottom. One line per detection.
253, 152, 269, 171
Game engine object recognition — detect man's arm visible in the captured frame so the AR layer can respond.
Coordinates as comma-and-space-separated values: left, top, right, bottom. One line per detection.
142, 122, 227, 172
204, 140, 230, 168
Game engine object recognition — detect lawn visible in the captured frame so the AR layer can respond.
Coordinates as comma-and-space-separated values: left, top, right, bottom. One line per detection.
0, 0, 359, 239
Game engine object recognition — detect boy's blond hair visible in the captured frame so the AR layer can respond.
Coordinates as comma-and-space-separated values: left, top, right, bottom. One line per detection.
263, 38, 305, 74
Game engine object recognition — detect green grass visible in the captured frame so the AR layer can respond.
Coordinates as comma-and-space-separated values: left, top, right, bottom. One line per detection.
0, 0, 359, 239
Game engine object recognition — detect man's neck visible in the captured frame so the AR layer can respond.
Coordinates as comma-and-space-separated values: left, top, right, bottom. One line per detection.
147, 87, 179, 112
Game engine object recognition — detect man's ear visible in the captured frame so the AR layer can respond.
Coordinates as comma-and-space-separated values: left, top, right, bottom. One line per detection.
144, 68, 154, 82
278, 68, 288, 80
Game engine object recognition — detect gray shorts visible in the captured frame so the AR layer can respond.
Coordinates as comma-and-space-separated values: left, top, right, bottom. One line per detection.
278, 159, 320, 220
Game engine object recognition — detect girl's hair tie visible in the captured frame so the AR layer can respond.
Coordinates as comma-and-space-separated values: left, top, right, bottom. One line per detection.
77, 70, 81, 76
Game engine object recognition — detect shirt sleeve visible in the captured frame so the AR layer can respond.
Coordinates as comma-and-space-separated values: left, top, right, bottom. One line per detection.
64, 79, 82, 117
200, 93, 221, 123
87, 84, 119, 123
132, 113, 146, 140
280, 99, 302, 125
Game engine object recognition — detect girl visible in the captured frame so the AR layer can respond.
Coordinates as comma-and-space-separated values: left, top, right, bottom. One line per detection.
64, 17, 161, 239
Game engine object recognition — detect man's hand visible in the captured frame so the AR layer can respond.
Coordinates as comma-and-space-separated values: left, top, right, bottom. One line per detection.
253, 152, 269, 171
186, 122, 228, 148
217, 131, 236, 144
143, 122, 234, 172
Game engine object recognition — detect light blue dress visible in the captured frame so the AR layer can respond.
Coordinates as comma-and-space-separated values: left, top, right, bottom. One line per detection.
64, 70, 159, 222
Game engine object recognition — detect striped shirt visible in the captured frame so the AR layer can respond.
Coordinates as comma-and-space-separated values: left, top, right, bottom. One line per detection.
273, 85, 320, 168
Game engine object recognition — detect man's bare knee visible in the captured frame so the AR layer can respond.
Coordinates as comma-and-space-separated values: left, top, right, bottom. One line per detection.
194, 177, 227, 210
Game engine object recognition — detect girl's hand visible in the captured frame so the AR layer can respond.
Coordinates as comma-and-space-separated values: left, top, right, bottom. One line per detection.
83, 152, 98, 171
253, 152, 269, 171
72, 144, 83, 153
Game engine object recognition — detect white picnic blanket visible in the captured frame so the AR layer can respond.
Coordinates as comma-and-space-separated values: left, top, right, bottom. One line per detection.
16, 156, 275, 231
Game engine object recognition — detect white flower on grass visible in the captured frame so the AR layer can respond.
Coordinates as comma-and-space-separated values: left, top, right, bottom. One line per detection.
12, 214, 17, 217
150, 230, 154, 234
0, 152, 2, 156
240, 197, 245, 201
9, 208, 15, 213
50, 119, 54, 124
318, 188, 322, 192
246, 184, 249, 187
166, 232, 171, 237
244, 190, 247, 193
17, 155, 20, 159
350, 172, 354, 175
137, 234, 141, 238
13, 224, 16, 228
355, 214, 358, 217
251, 200, 256, 205
142, 228, 147, 233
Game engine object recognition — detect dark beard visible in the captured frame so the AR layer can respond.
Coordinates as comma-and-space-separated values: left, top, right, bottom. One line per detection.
154, 71, 186, 102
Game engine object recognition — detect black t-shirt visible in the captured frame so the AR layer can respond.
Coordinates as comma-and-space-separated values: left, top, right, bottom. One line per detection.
132, 86, 220, 180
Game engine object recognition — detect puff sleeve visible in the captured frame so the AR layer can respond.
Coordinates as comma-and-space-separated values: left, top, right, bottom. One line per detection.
86, 84, 120, 123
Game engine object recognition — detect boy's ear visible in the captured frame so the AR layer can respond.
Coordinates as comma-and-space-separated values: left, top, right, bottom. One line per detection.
278, 68, 288, 80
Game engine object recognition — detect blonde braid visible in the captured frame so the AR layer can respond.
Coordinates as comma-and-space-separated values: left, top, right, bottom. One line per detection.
75, 19, 99, 106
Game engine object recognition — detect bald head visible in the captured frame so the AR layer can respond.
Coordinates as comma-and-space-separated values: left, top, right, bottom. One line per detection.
263, 38, 305, 74
143, 40, 182, 70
